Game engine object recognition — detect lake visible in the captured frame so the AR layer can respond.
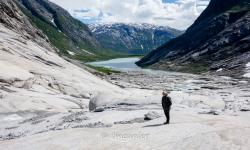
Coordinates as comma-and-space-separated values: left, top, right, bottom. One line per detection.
87, 57, 141, 71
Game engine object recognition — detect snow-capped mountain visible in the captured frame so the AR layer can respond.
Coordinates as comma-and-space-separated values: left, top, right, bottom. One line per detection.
89, 23, 182, 54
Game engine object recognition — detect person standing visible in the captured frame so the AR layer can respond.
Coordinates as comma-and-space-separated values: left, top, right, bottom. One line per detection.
162, 91, 172, 124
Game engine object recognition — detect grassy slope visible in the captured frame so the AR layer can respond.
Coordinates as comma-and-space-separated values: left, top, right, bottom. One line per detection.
85, 64, 120, 74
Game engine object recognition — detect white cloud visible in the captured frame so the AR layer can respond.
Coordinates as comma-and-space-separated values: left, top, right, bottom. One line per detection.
49, 0, 210, 30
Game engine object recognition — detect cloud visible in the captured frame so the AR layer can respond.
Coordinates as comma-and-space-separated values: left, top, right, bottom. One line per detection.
49, 0, 210, 30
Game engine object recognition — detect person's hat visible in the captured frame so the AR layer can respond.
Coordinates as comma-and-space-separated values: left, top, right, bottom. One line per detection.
162, 90, 168, 94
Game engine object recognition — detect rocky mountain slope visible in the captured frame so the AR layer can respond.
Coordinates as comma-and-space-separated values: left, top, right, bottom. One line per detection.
136, 0, 250, 77
0, 0, 128, 113
89, 23, 182, 54
14, 0, 118, 61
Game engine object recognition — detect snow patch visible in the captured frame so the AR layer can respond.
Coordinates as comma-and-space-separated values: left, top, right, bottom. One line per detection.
216, 68, 223, 72
152, 33, 155, 41
50, 18, 57, 27
244, 73, 250, 78
67, 51, 76, 56
141, 45, 144, 50
247, 62, 250, 67
88, 23, 174, 34
82, 49, 95, 56
243, 62, 250, 78
50, 19, 54, 24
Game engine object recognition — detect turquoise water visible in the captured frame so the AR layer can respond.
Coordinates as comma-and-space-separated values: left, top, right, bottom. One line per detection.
87, 57, 141, 71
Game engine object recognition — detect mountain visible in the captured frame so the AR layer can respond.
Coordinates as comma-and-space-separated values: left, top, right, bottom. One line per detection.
2, 0, 250, 148
0, 0, 129, 113
136, 0, 250, 77
14, 0, 116, 61
89, 23, 182, 55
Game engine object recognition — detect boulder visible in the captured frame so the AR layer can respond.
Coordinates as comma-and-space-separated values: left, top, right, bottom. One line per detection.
144, 111, 161, 120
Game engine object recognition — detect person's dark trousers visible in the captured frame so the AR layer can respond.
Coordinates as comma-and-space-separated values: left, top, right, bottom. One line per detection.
163, 106, 171, 123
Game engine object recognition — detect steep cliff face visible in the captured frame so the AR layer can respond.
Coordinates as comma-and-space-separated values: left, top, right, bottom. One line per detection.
89, 23, 182, 55
18, 0, 99, 48
13, 0, 117, 61
137, 0, 250, 77
0, 0, 52, 51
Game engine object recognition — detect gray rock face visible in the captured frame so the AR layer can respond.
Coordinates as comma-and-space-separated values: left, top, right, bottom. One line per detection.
137, 0, 250, 77
144, 111, 161, 120
89, 100, 97, 112
89, 23, 182, 54
198, 110, 220, 115
94, 107, 105, 112
0, 0, 52, 51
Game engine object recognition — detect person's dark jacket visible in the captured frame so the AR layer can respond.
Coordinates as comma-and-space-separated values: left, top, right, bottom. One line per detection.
162, 96, 172, 108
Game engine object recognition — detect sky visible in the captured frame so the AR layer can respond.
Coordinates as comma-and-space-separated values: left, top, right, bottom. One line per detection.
49, 0, 210, 30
